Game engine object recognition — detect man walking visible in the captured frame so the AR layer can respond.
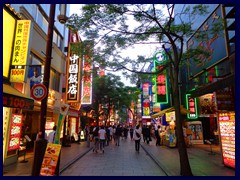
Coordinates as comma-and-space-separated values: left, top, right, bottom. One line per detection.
98, 126, 106, 153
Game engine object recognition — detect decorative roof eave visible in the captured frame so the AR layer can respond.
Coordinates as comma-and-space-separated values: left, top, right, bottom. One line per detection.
4, 4, 22, 19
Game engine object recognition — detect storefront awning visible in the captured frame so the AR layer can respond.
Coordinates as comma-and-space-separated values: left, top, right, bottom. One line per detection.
3, 84, 34, 110
151, 105, 191, 118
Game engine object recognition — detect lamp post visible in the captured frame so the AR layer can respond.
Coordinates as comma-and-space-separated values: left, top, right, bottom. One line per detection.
31, 4, 67, 176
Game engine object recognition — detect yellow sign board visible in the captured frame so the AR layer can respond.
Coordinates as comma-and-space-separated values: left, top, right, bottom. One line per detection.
40, 143, 61, 176
3, 9, 16, 78
10, 20, 31, 82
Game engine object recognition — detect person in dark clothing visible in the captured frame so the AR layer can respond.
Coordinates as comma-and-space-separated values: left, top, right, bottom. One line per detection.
115, 125, 122, 146
142, 125, 147, 143
130, 126, 134, 140
156, 125, 161, 146
145, 126, 151, 144
123, 126, 129, 140
105, 126, 110, 146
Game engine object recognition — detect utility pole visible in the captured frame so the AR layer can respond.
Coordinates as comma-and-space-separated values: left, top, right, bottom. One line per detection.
31, 4, 56, 176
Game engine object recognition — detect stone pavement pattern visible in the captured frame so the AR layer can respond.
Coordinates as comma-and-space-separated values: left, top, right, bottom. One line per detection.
60, 139, 167, 176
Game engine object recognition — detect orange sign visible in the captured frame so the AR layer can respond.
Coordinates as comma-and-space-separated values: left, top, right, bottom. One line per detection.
40, 143, 61, 176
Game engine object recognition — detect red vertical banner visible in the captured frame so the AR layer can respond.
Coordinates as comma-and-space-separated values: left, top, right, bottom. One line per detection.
8, 114, 23, 151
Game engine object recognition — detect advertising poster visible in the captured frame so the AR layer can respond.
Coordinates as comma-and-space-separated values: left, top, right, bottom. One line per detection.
187, 121, 204, 144
40, 143, 61, 176
8, 114, 23, 151
218, 112, 235, 168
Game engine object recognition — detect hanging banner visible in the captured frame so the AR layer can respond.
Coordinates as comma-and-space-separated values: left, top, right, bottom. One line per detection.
8, 114, 23, 151
10, 20, 32, 82
54, 103, 70, 144
40, 143, 61, 176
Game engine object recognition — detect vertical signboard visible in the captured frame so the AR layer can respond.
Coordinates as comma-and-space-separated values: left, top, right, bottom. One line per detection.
218, 112, 235, 168
8, 114, 23, 151
81, 44, 93, 104
10, 20, 32, 82
153, 50, 169, 104
186, 94, 198, 119
66, 43, 82, 107
142, 83, 150, 117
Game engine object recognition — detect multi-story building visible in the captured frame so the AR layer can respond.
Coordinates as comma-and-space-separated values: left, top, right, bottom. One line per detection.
3, 4, 70, 166
175, 4, 235, 169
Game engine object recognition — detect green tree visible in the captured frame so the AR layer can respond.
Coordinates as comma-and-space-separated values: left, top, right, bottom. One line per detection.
92, 73, 140, 125
67, 4, 224, 176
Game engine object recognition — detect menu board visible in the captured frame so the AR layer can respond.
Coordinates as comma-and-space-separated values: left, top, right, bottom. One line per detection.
218, 112, 235, 168
40, 143, 61, 176
8, 114, 23, 151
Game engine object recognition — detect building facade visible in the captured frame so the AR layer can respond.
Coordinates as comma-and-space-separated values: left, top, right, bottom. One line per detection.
175, 4, 235, 168
3, 4, 70, 166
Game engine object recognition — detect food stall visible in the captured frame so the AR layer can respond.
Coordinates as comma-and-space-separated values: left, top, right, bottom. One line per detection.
163, 112, 177, 147
151, 106, 191, 148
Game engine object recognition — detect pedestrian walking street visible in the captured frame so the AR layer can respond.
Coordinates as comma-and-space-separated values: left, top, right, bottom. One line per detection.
3, 136, 235, 176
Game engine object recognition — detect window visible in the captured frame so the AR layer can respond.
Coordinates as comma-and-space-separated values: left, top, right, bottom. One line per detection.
50, 68, 61, 91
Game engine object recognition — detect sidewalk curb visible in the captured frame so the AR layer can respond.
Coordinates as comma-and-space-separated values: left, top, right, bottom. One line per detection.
141, 144, 175, 176
59, 147, 93, 174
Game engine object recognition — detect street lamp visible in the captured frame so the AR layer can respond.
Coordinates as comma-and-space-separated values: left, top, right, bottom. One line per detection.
31, 4, 68, 176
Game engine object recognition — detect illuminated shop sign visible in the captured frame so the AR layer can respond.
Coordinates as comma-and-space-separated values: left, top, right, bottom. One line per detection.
8, 114, 23, 151
10, 20, 32, 82
142, 83, 150, 116
218, 112, 235, 168
187, 5, 227, 78
186, 94, 198, 119
66, 43, 82, 103
81, 48, 92, 105
3, 93, 34, 109
153, 50, 168, 104
3, 9, 16, 78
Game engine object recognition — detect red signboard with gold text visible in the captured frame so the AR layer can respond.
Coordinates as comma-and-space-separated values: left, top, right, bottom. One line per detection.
218, 112, 235, 168
8, 114, 23, 151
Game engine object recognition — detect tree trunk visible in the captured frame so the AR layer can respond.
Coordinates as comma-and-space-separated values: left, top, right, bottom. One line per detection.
172, 68, 193, 176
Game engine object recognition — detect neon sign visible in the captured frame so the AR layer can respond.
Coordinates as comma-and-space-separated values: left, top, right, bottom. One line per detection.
153, 50, 168, 104
186, 94, 198, 119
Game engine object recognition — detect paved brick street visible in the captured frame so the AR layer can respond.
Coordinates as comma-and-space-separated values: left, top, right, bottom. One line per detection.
60, 138, 167, 176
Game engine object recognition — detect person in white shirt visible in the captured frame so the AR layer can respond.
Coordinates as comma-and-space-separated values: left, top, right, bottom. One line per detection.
98, 126, 106, 153
48, 125, 57, 143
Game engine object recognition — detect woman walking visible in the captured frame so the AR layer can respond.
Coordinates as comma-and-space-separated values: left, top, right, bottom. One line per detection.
133, 124, 142, 153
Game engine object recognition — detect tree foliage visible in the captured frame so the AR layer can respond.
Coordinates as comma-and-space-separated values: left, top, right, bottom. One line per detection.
92, 73, 140, 124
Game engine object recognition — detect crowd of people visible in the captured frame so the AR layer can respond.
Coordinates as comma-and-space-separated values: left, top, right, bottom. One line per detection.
36, 123, 167, 153
84, 123, 165, 154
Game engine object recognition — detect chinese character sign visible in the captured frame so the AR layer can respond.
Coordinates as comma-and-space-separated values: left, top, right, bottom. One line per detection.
8, 114, 23, 151
10, 20, 32, 82
81, 48, 92, 104
66, 43, 82, 102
